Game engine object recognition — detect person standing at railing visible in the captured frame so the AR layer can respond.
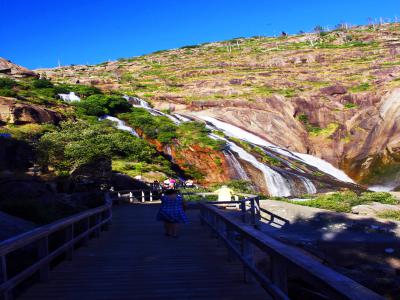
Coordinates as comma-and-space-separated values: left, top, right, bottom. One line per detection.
156, 189, 188, 238
214, 185, 234, 202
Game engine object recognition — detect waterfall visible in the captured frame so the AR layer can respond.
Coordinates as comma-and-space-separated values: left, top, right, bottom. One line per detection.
299, 176, 317, 194
223, 150, 249, 180
210, 134, 292, 197
99, 115, 139, 137
58, 92, 80, 102
173, 114, 192, 122
199, 116, 353, 183
118, 96, 315, 196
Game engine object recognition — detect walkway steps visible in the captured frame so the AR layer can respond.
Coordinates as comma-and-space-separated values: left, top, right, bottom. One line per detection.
19, 203, 267, 300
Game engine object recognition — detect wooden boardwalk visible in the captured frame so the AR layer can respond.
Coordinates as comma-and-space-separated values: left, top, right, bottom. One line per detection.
19, 203, 267, 300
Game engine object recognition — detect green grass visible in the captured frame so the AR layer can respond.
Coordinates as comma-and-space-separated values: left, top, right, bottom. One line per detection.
308, 123, 339, 137
290, 191, 398, 213
344, 102, 358, 109
376, 210, 400, 221
349, 82, 371, 93
112, 159, 173, 182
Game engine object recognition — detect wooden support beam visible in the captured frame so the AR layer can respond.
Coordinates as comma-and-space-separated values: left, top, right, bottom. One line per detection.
37, 237, 49, 282
65, 225, 74, 261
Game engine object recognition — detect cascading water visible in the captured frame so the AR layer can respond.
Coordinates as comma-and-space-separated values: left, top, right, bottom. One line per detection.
210, 133, 292, 197
99, 115, 139, 137
200, 116, 353, 183
223, 150, 249, 180
119, 96, 317, 196
58, 92, 80, 102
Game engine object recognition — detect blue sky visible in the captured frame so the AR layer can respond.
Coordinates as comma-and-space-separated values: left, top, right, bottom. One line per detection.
1, 0, 399, 69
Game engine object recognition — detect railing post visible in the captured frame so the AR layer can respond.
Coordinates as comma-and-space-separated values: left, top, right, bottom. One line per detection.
0, 256, 7, 299
129, 192, 134, 203
240, 201, 246, 223
0, 255, 6, 284
94, 213, 101, 238
241, 236, 254, 283
226, 224, 236, 262
38, 237, 49, 282
82, 218, 89, 246
250, 198, 256, 227
254, 197, 261, 229
150, 191, 153, 202
103, 207, 111, 231
141, 191, 145, 202
270, 254, 288, 294
65, 224, 74, 260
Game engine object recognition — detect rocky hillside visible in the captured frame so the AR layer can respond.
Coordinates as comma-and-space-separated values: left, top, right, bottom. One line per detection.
37, 23, 400, 188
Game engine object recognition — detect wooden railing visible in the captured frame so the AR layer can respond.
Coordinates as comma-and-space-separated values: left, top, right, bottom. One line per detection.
199, 200, 384, 300
0, 194, 113, 300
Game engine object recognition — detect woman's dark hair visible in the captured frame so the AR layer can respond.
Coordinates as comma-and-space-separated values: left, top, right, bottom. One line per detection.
164, 189, 178, 195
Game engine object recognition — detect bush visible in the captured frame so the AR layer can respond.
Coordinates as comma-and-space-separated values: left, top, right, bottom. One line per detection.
32, 78, 53, 89
75, 94, 131, 116
292, 191, 398, 212
0, 77, 17, 89
37, 120, 160, 174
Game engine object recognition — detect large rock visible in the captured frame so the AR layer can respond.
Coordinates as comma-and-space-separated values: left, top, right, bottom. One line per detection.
0, 57, 37, 78
0, 97, 64, 125
351, 202, 400, 217
320, 85, 347, 96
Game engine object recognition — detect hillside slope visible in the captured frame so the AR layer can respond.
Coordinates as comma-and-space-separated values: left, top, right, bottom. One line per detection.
38, 23, 400, 188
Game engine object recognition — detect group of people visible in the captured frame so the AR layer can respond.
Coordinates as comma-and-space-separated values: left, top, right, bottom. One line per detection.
156, 185, 236, 238
152, 178, 196, 191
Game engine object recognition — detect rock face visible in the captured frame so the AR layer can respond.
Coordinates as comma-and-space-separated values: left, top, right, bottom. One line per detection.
0, 57, 37, 78
36, 23, 400, 187
0, 97, 64, 125
0, 137, 34, 171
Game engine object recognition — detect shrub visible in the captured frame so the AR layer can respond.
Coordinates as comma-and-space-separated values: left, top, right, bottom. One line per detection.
376, 210, 400, 221
32, 78, 53, 89
75, 94, 131, 116
0, 77, 17, 89
37, 120, 160, 174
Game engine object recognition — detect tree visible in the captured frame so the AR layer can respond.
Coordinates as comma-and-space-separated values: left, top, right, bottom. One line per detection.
314, 25, 324, 33
37, 120, 159, 174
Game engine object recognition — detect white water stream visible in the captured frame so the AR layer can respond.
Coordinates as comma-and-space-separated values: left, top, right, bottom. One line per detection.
200, 116, 354, 183
99, 115, 139, 137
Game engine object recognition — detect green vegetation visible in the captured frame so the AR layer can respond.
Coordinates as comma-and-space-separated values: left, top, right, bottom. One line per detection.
0, 77, 101, 106
344, 102, 358, 109
290, 191, 398, 213
120, 108, 225, 149
74, 94, 131, 116
309, 123, 339, 137
376, 210, 400, 221
37, 120, 165, 175
212, 180, 254, 194
349, 82, 371, 93
297, 114, 339, 138
112, 159, 173, 182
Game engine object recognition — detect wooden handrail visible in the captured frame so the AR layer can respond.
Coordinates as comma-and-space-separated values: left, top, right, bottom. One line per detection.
199, 202, 384, 300
0, 193, 113, 300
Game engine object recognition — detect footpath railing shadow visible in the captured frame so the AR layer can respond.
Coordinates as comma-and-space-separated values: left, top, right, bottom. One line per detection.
197, 194, 386, 300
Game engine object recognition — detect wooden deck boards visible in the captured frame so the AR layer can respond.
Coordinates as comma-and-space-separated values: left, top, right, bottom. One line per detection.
19, 203, 268, 300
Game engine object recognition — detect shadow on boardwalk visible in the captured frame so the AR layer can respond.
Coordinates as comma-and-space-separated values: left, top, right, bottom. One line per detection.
19, 203, 267, 300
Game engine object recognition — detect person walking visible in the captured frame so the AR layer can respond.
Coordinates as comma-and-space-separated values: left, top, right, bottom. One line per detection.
214, 185, 234, 202
156, 189, 188, 237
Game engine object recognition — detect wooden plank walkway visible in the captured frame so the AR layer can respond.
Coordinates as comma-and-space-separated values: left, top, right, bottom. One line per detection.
19, 203, 267, 300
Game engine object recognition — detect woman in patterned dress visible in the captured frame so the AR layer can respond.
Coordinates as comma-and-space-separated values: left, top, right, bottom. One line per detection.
156, 189, 188, 237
